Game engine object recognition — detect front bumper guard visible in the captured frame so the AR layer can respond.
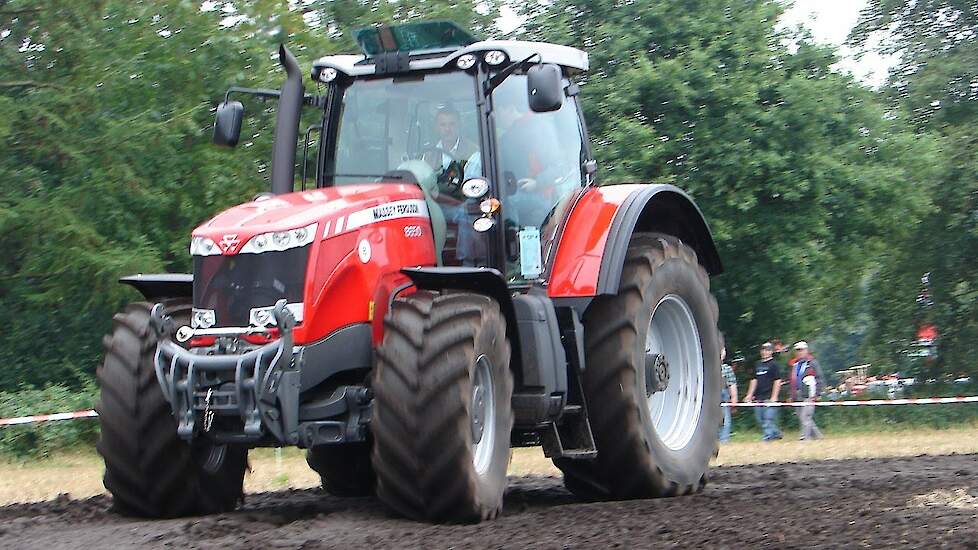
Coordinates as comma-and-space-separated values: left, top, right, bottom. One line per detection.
150, 300, 302, 444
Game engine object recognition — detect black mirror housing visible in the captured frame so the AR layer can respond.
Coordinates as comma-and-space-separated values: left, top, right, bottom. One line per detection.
527, 64, 563, 113
213, 100, 244, 147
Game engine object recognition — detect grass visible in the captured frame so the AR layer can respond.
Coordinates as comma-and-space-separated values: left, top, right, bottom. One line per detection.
1, 426, 977, 506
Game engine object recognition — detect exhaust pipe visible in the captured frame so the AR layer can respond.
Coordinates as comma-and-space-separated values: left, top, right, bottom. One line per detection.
270, 44, 304, 195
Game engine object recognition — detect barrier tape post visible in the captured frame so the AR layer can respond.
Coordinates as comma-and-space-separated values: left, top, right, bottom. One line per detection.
1, 396, 978, 426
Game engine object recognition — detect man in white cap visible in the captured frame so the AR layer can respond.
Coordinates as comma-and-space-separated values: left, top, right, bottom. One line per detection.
790, 341, 824, 440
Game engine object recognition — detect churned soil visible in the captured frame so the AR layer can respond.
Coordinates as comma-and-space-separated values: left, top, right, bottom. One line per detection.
1, 454, 976, 549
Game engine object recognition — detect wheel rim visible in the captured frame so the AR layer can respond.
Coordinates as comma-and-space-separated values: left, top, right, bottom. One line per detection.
471, 354, 496, 476
645, 294, 704, 451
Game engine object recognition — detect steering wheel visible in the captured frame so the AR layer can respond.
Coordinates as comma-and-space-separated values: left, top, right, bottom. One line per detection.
424, 146, 466, 197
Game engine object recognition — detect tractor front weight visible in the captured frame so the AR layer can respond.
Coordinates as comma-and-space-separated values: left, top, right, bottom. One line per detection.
149, 300, 371, 448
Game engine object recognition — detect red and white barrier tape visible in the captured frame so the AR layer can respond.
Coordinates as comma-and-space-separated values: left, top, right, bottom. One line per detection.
724, 396, 978, 408
0, 409, 97, 426
1, 396, 977, 426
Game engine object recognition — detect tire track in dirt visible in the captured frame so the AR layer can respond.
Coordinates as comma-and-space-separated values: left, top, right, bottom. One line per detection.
1, 454, 976, 549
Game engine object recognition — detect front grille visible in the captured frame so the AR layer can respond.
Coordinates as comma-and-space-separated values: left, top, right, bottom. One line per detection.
193, 245, 309, 327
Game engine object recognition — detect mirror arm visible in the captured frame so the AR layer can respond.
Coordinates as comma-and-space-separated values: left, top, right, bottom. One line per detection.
224, 87, 281, 103
223, 86, 326, 106
484, 52, 541, 96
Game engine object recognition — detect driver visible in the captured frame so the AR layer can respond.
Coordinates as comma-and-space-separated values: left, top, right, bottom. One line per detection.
423, 107, 480, 195
494, 99, 564, 228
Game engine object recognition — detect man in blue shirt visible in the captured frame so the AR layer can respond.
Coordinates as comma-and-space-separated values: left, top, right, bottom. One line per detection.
743, 342, 783, 441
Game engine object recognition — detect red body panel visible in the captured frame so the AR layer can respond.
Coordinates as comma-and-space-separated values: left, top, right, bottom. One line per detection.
192, 184, 436, 345
546, 184, 644, 298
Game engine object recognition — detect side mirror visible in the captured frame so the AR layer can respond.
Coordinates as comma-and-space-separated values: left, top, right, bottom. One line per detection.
527, 63, 563, 113
213, 100, 243, 147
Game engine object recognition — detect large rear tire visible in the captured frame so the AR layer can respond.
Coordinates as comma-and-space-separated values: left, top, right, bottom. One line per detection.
371, 291, 513, 523
96, 300, 248, 518
560, 233, 721, 499
306, 443, 375, 497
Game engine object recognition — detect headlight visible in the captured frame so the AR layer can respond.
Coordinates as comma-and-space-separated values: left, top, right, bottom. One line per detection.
191, 308, 216, 329
456, 54, 477, 70
240, 222, 317, 254
462, 177, 490, 198
190, 236, 220, 256
484, 50, 507, 66
318, 67, 338, 83
250, 303, 304, 327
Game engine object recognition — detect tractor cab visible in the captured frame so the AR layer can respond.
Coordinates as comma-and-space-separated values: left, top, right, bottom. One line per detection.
219, 21, 594, 283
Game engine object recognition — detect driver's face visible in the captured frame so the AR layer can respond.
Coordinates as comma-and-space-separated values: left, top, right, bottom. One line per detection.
436, 113, 459, 145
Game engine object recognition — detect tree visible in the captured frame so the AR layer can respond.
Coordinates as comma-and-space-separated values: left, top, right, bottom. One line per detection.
517, 0, 939, 367
0, 0, 496, 390
852, 0, 978, 376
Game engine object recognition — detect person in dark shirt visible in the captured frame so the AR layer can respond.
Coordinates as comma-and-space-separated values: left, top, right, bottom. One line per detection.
743, 341, 783, 441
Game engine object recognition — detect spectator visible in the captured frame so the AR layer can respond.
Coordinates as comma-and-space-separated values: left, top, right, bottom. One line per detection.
743, 342, 783, 441
791, 341, 824, 441
719, 345, 738, 443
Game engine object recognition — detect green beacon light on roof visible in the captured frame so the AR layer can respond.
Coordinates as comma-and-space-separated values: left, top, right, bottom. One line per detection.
353, 21, 478, 56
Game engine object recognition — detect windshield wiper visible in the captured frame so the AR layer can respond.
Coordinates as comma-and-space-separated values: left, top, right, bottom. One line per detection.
484, 52, 541, 96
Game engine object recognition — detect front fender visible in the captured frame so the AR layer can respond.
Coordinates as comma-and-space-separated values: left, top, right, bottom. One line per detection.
120, 273, 193, 301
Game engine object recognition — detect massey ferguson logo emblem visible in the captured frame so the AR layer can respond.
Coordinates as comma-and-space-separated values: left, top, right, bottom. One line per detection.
404, 225, 424, 238
219, 234, 240, 253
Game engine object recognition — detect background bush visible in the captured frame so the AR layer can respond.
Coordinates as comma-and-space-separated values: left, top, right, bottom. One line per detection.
0, 381, 99, 459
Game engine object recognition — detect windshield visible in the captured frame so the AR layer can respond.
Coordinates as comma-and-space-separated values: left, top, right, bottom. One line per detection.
491, 74, 585, 281
332, 71, 483, 186
330, 71, 486, 267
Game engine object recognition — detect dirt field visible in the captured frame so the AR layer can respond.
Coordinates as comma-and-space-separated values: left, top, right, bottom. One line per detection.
3, 428, 977, 506
1, 451, 977, 548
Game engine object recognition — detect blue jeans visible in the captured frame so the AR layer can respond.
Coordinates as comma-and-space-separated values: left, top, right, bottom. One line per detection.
719, 388, 732, 442
754, 403, 781, 440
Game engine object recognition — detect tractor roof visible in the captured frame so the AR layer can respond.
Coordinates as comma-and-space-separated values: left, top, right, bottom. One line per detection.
311, 22, 588, 82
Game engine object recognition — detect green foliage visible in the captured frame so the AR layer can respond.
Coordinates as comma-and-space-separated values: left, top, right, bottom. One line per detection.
0, 382, 99, 458
0, 0, 972, 400
852, 1, 978, 377
0, 0, 500, 391
518, 0, 940, 365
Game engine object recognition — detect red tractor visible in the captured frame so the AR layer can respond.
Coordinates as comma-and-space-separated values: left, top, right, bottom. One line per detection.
97, 21, 724, 522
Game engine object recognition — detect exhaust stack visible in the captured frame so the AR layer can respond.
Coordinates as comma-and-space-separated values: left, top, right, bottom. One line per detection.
270, 45, 304, 195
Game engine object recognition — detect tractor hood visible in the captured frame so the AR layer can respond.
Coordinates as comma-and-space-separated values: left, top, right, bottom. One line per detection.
191, 183, 428, 255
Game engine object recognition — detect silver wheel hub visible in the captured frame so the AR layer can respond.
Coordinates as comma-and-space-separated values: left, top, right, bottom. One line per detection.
471, 355, 496, 476
645, 294, 704, 451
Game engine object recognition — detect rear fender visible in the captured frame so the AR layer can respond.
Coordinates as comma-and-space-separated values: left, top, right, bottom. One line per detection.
547, 184, 721, 302
119, 274, 193, 301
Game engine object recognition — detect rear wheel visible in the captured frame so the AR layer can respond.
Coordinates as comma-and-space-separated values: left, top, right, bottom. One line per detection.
560, 233, 721, 499
306, 443, 375, 497
371, 291, 513, 523
96, 300, 248, 517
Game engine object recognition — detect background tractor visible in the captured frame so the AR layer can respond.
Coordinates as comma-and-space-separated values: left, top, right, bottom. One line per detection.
96, 21, 724, 522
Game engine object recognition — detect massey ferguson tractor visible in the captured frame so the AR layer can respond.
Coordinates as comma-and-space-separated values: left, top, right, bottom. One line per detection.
96, 21, 724, 522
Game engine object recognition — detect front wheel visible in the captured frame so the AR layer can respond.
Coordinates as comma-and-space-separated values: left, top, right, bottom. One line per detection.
306, 443, 375, 497
371, 291, 513, 523
562, 233, 721, 499
96, 301, 248, 517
